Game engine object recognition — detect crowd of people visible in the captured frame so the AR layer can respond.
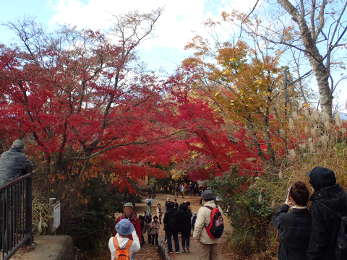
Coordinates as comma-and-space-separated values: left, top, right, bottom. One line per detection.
157, 181, 206, 197
109, 166, 347, 260
108, 189, 224, 260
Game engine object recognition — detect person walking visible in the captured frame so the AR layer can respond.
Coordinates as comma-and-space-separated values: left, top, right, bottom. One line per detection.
163, 201, 180, 253
180, 184, 185, 198
144, 215, 152, 243
156, 203, 162, 224
307, 167, 347, 260
165, 197, 171, 211
193, 190, 223, 260
273, 181, 312, 260
177, 202, 192, 253
145, 197, 153, 217
148, 216, 160, 246
108, 219, 140, 260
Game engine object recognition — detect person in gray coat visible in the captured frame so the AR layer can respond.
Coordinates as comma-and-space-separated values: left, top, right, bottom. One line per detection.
0, 139, 33, 186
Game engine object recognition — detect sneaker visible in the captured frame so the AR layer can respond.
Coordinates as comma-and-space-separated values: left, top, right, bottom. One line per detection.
176, 251, 181, 254
168, 251, 174, 254
182, 248, 186, 253
187, 248, 190, 253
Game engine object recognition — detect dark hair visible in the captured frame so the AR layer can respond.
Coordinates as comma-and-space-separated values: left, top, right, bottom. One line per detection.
289, 181, 310, 206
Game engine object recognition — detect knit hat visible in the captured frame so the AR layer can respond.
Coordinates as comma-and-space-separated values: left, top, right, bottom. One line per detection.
115, 219, 134, 236
201, 190, 216, 201
124, 202, 134, 208
308, 166, 336, 191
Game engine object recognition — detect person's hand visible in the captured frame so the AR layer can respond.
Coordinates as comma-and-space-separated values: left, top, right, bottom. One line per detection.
285, 187, 294, 207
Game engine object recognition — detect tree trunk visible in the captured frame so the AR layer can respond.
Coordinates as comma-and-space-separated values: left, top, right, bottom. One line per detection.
277, 0, 332, 117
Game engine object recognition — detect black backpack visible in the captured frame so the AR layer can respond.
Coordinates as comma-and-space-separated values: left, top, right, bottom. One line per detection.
319, 201, 347, 260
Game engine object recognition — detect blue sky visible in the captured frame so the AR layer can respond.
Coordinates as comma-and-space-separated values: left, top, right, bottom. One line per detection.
1, 0, 346, 110
1, 0, 54, 43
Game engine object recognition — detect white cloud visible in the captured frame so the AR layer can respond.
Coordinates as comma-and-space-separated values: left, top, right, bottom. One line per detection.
49, 0, 263, 71
48, 0, 347, 106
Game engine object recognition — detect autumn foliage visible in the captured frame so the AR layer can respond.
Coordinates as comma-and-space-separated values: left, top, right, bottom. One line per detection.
1, 12, 346, 193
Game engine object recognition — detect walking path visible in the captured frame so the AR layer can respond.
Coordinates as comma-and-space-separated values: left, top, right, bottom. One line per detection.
137, 193, 235, 260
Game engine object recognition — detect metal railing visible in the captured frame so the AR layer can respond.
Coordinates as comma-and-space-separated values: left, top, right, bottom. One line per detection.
0, 173, 33, 260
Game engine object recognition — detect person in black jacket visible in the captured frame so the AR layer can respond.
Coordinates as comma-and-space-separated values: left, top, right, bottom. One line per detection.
163, 201, 179, 253
307, 166, 347, 260
176, 202, 192, 253
273, 181, 312, 260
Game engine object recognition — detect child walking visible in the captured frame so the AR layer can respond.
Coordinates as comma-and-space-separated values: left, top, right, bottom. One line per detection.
148, 216, 160, 246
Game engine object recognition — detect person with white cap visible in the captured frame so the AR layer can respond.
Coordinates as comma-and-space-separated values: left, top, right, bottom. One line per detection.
108, 219, 140, 260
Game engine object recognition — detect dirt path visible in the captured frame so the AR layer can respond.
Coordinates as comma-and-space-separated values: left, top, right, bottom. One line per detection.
139, 193, 235, 260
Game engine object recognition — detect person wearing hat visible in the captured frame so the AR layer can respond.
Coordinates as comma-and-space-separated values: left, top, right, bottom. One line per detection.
108, 219, 140, 260
307, 167, 347, 260
115, 202, 143, 245
0, 139, 33, 186
193, 189, 222, 260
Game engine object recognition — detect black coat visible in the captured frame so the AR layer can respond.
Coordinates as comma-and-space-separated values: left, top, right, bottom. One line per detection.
273, 204, 312, 260
307, 184, 347, 260
163, 208, 178, 233
176, 205, 192, 234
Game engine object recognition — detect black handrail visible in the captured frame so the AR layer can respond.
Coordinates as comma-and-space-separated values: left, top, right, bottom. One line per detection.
0, 173, 33, 260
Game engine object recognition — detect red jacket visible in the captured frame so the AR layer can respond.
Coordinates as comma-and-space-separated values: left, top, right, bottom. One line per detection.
115, 215, 143, 243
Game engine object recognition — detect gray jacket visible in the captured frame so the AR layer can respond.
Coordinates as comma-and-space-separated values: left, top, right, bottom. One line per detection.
0, 140, 33, 186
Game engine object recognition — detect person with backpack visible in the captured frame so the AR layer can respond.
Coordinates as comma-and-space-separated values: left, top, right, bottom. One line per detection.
307, 167, 347, 260
176, 202, 192, 253
163, 201, 180, 253
273, 181, 312, 260
108, 219, 140, 260
193, 190, 224, 260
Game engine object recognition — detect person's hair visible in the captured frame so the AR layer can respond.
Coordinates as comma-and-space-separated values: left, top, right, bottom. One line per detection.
289, 181, 310, 206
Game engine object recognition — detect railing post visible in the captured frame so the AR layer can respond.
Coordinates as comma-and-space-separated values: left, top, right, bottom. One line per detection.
0, 174, 33, 259
25, 175, 33, 245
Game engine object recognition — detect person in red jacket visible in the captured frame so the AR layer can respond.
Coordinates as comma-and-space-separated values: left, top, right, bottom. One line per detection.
115, 202, 143, 245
